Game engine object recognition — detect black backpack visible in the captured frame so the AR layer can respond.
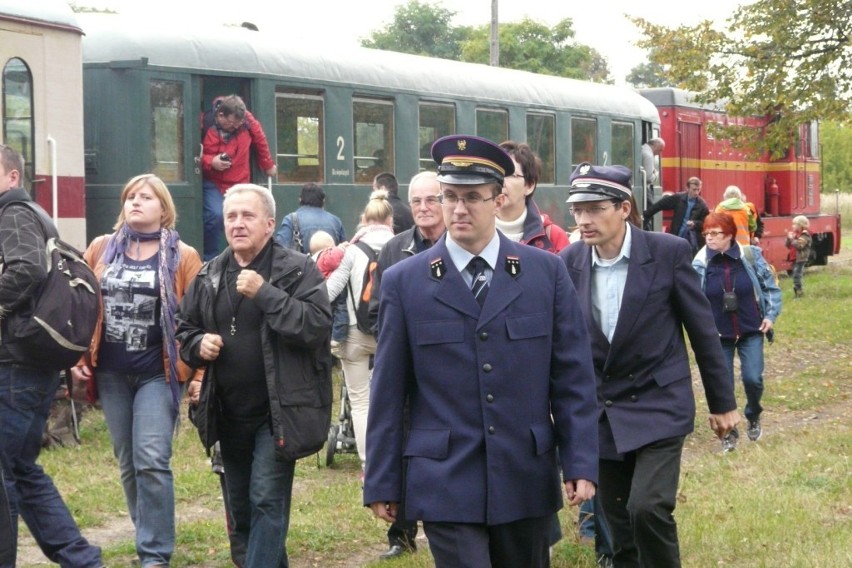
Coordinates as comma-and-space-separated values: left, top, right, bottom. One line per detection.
0, 201, 100, 371
347, 241, 379, 334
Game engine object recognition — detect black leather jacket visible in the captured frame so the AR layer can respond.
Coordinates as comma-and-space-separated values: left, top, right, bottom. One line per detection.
177, 241, 332, 461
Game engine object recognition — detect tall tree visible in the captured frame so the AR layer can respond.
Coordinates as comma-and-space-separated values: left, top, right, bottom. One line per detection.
460, 18, 611, 82
626, 60, 671, 89
630, 0, 852, 158
360, 0, 471, 60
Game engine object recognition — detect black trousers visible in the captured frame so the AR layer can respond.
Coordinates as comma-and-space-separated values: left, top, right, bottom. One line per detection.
599, 435, 685, 568
423, 514, 551, 568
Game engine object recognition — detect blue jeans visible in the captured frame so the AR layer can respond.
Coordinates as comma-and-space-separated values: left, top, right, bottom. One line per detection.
219, 417, 296, 568
0, 364, 102, 568
203, 181, 225, 261
721, 333, 765, 422
97, 370, 176, 567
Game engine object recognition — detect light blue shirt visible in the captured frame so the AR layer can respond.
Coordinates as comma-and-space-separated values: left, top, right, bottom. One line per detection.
591, 224, 632, 342
446, 230, 500, 287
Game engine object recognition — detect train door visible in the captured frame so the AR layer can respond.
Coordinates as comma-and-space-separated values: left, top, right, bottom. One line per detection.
678, 120, 701, 192
197, 76, 251, 163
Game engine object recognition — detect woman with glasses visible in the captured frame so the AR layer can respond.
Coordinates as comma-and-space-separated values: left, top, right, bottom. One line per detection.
325, 190, 395, 473
496, 141, 570, 252
692, 212, 782, 451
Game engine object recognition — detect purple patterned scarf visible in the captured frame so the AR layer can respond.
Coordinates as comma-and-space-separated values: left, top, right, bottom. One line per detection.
103, 225, 182, 414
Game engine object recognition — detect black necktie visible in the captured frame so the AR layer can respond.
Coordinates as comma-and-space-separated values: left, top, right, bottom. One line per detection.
467, 256, 489, 306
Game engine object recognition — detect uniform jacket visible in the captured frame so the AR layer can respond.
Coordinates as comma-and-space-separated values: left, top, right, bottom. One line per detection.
559, 228, 737, 458
176, 242, 332, 461
80, 234, 203, 383
363, 232, 599, 525
201, 110, 276, 193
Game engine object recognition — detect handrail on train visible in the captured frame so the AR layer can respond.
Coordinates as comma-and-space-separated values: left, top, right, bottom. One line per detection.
47, 136, 58, 226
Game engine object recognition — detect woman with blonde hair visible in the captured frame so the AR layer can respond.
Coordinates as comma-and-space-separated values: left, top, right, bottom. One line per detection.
71, 174, 202, 567
326, 190, 395, 473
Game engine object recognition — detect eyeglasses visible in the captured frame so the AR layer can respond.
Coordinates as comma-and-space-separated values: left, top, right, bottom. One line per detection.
702, 230, 726, 238
568, 205, 615, 218
409, 196, 441, 207
438, 192, 498, 206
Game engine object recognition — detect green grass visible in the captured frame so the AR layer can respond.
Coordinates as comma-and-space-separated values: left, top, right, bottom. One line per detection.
24, 261, 852, 567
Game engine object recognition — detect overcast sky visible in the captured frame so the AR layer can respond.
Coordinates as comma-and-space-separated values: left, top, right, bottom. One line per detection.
83, 0, 748, 83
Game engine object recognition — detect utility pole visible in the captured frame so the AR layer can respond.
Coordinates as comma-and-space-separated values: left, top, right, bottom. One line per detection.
490, 0, 499, 66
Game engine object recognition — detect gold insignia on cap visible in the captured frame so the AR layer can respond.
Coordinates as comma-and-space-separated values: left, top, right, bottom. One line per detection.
579, 164, 591, 175
457, 139, 467, 151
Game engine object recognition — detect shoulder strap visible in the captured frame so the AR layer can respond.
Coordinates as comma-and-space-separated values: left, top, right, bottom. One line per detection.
352, 240, 378, 260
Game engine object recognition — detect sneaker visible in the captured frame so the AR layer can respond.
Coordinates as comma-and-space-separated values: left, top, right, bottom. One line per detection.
722, 428, 739, 452
747, 419, 762, 441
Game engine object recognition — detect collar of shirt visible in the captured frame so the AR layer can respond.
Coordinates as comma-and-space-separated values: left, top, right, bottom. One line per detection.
446, 230, 500, 287
707, 243, 742, 262
592, 222, 633, 267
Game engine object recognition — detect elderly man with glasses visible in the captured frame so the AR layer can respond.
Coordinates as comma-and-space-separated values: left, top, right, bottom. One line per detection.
559, 163, 739, 568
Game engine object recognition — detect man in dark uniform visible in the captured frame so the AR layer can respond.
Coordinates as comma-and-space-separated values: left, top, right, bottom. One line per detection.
364, 135, 599, 568
559, 163, 740, 567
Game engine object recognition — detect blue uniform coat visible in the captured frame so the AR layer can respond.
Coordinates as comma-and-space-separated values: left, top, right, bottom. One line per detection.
559, 229, 737, 459
363, 233, 598, 525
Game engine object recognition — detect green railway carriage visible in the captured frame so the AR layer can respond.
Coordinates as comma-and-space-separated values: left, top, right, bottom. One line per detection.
80, 14, 659, 250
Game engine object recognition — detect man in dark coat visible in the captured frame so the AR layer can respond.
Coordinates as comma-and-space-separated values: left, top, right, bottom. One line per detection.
643, 176, 709, 254
560, 163, 740, 567
365, 136, 598, 568
179, 183, 331, 568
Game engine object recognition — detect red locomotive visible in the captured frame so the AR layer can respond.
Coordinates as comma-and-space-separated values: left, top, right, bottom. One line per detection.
641, 88, 841, 271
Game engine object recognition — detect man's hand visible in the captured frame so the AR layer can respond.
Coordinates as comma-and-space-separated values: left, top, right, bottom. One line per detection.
265, 165, 278, 177
236, 269, 265, 299
709, 410, 741, 440
199, 333, 224, 361
369, 501, 398, 523
564, 479, 596, 507
212, 154, 231, 171
187, 380, 202, 405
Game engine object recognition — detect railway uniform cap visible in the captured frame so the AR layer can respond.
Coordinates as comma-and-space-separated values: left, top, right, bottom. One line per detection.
431, 135, 514, 185
567, 162, 633, 203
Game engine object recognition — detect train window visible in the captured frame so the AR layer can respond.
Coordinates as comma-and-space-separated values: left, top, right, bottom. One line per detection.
276, 94, 324, 183
419, 103, 455, 171
611, 122, 635, 172
571, 117, 597, 167
150, 81, 185, 182
526, 113, 555, 184
353, 99, 394, 184
806, 121, 819, 159
476, 108, 508, 143
2, 58, 34, 188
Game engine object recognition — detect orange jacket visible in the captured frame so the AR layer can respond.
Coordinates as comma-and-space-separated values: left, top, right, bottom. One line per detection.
79, 234, 203, 383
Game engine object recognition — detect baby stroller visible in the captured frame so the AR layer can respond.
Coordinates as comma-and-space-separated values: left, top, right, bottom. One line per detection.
325, 379, 358, 466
